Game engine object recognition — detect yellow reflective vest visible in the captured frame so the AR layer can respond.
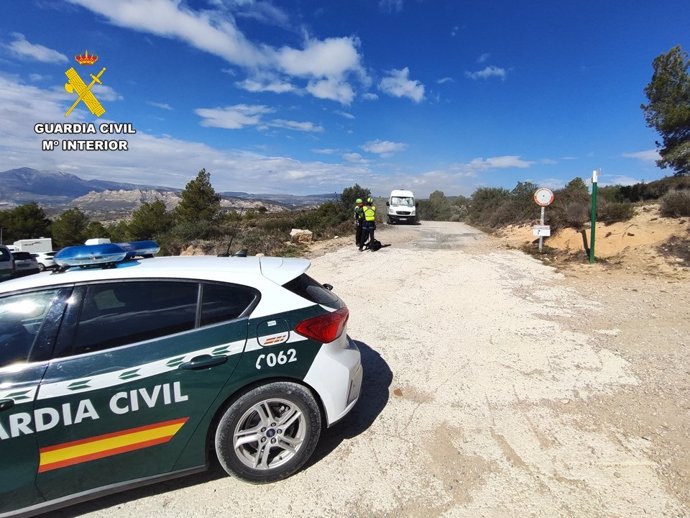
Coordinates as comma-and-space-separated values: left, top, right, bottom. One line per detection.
363, 204, 376, 222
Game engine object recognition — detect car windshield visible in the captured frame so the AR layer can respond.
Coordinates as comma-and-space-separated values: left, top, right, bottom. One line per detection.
391, 197, 413, 207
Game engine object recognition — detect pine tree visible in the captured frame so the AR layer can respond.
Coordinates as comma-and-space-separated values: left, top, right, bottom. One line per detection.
642, 45, 690, 176
129, 200, 173, 240
174, 169, 221, 224
52, 208, 90, 248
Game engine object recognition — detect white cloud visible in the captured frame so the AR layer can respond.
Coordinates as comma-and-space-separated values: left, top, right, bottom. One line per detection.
67, 0, 367, 104
0, 74, 550, 199
312, 148, 337, 155
211, 0, 291, 27
477, 53, 491, 63
236, 76, 296, 94
379, 67, 425, 102
68, 0, 268, 67
343, 152, 367, 163
269, 119, 323, 133
437, 77, 454, 84
622, 149, 660, 163
361, 139, 407, 156
276, 37, 363, 79
335, 110, 355, 120
465, 66, 507, 80
147, 101, 173, 111
362, 92, 378, 101
29, 73, 49, 82
0, 74, 374, 194
7, 33, 68, 63
467, 156, 533, 170
195, 104, 273, 129
91, 84, 123, 102
306, 77, 355, 104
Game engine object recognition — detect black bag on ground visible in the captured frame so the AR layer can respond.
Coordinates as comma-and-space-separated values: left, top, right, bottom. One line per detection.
369, 239, 382, 251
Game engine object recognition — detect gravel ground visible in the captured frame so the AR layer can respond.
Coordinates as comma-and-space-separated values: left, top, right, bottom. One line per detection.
59, 221, 690, 518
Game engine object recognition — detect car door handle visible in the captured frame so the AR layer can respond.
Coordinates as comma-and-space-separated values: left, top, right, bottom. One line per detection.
0, 399, 15, 411
179, 355, 228, 370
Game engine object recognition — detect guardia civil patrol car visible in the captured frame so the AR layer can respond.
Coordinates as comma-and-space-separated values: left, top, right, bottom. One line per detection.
0, 242, 362, 517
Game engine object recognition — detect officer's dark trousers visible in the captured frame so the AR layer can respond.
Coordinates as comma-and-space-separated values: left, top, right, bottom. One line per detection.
360, 223, 375, 249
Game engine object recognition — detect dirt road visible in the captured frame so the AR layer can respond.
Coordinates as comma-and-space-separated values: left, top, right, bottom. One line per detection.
60, 221, 690, 517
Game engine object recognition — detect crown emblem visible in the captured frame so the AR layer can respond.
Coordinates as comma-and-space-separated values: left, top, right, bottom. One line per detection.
75, 50, 98, 66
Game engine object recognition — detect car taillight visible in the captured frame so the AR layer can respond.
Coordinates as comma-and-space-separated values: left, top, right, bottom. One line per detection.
294, 307, 349, 343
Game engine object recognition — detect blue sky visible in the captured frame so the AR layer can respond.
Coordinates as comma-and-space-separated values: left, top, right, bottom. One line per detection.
0, 0, 688, 197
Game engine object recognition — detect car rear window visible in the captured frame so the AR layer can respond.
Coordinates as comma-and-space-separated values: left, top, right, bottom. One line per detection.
200, 282, 258, 326
282, 274, 343, 308
12, 252, 32, 260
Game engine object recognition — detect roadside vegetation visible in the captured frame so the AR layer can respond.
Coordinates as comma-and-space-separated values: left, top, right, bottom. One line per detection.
0, 170, 374, 256
2, 171, 688, 259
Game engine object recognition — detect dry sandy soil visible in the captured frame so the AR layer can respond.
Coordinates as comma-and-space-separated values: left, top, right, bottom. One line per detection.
59, 208, 689, 518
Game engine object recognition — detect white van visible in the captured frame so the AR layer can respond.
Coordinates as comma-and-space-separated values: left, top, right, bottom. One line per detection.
386, 189, 418, 224
0, 245, 14, 280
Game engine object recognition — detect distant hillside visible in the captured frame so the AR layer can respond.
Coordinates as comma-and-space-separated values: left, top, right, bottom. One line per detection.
0, 167, 163, 204
223, 191, 339, 206
0, 168, 338, 220
66, 189, 292, 222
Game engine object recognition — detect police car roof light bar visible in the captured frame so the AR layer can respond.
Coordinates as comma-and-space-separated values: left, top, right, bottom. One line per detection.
54, 241, 160, 270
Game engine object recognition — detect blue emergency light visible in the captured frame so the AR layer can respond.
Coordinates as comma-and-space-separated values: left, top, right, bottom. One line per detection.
54, 241, 160, 269
116, 240, 161, 259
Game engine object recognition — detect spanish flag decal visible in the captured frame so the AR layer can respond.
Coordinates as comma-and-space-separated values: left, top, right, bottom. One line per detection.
38, 417, 188, 473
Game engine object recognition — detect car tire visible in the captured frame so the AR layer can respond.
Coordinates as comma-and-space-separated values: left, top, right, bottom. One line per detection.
37, 263, 45, 272
214, 382, 321, 483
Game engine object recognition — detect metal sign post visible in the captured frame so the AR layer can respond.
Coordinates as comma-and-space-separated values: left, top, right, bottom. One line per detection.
539, 206, 545, 252
533, 188, 554, 253
589, 169, 599, 264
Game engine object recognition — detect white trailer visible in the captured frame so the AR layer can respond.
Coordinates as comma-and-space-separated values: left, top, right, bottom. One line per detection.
12, 238, 53, 253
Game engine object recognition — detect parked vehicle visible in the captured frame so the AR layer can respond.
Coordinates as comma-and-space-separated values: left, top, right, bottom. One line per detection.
0, 245, 14, 281
0, 242, 362, 516
11, 238, 53, 254
10, 251, 40, 277
386, 189, 418, 224
31, 251, 57, 271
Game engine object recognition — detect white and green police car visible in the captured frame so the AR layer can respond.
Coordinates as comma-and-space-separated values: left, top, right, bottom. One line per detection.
0, 242, 362, 517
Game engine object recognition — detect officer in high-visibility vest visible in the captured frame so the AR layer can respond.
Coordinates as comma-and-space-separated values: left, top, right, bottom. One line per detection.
359, 196, 376, 251
354, 198, 365, 247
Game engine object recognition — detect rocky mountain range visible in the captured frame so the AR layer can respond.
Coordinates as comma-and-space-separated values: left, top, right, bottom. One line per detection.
0, 168, 336, 221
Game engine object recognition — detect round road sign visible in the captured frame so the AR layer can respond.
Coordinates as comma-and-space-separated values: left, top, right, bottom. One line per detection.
533, 188, 554, 207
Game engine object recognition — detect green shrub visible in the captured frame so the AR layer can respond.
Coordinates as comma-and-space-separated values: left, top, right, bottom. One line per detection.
598, 201, 635, 223
563, 201, 590, 227
660, 190, 690, 217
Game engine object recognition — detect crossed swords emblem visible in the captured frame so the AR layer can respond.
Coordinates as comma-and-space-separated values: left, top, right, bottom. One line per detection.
64, 67, 106, 117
